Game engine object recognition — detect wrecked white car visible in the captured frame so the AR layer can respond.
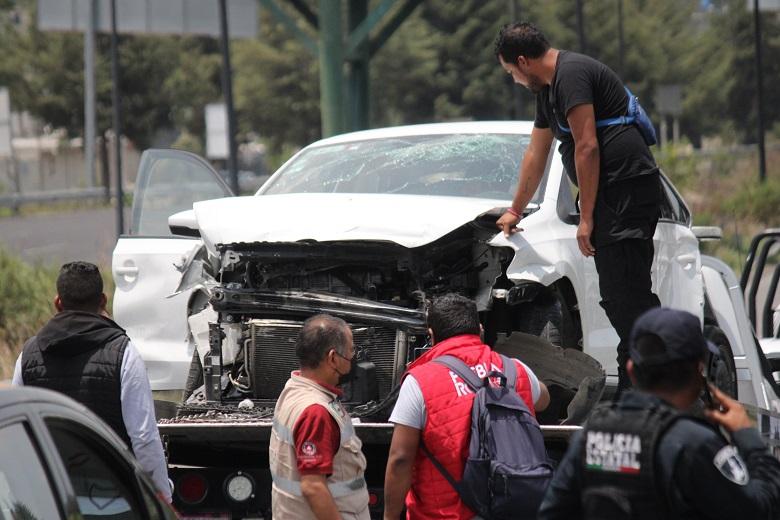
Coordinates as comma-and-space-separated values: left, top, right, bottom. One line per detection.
112, 121, 733, 421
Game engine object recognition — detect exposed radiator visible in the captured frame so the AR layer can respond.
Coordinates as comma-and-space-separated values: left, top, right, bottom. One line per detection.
248, 319, 405, 399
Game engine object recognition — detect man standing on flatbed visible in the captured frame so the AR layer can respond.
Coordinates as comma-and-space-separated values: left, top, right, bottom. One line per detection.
494, 22, 662, 394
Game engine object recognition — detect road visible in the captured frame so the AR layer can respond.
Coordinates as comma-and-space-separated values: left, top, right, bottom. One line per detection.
0, 207, 127, 267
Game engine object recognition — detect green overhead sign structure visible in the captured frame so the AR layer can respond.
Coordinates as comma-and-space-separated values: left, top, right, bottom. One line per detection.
261, 0, 424, 137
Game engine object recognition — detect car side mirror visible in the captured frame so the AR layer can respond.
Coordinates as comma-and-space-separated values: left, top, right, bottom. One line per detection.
692, 226, 722, 241
169, 209, 200, 238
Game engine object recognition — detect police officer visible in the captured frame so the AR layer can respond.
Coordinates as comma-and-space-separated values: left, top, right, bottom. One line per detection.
538, 307, 780, 519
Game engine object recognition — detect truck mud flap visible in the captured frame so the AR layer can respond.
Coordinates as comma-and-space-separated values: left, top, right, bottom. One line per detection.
494, 332, 605, 425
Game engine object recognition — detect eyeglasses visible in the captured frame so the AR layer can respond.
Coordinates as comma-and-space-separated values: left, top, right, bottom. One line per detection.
334, 350, 355, 363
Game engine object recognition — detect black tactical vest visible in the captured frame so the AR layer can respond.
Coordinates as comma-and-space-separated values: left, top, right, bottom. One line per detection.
21, 324, 131, 448
580, 399, 682, 520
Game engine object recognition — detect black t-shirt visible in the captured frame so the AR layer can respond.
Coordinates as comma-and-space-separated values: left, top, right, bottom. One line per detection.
534, 51, 658, 187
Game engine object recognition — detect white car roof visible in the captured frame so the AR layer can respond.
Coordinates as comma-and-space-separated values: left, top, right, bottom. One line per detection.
310, 121, 535, 147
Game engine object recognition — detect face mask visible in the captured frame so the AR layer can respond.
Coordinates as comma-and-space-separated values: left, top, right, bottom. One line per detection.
335, 352, 358, 386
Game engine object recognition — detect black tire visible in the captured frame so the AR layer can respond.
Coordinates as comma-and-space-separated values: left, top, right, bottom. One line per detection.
705, 324, 738, 399
494, 332, 605, 425
514, 282, 582, 350
516, 301, 562, 346
183, 349, 204, 402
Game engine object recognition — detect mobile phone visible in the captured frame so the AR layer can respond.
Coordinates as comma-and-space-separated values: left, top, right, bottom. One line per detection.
701, 376, 719, 410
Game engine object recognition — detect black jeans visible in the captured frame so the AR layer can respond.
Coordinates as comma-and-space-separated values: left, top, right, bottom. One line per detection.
594, 238, 661, 394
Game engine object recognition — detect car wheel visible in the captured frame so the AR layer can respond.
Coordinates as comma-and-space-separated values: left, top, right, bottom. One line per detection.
494, 332, 605, 425
705, 324, 738, 399
517, 301, 562, 346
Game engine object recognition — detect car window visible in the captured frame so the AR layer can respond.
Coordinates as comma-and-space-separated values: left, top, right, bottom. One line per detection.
0, 422, 61, 520
46, 420, 148, 519
557, 168, 579, 224
658, 174, 691, 225
558, 171, 691, 227
131, 150, 232, 236
262, 133, 539, 202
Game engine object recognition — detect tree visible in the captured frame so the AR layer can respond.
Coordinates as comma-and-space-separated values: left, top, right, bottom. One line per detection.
0, 0, 185, 149
233, 12, 321, 153
164, 38, 223, 154
682, 0, 780, 143
0, 0, 777, 157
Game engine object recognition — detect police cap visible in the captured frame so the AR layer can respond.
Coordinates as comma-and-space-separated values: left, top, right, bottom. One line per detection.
629, 307, 719, 366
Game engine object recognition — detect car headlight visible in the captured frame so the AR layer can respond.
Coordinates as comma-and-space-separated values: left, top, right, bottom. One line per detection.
225, 471, 254, 503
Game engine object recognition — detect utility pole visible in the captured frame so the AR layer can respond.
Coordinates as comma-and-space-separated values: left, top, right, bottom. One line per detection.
84, 0, 97, 188
752, 0, 767, 183
262, 0, 423, 136
110, 0, 124, 238
347, 0, 369, 132
218, 0, 239, 194
319, 0, 345, 136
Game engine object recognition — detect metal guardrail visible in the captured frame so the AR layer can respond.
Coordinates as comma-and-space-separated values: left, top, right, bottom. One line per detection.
0, 187, 109, 208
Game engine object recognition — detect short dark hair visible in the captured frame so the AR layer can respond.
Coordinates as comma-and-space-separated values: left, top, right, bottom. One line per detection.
295, 314, 351, 369
632, 334, 701, 392
427, 293, 481, 343
494, 22, 551, 63
56, 261, 103, 312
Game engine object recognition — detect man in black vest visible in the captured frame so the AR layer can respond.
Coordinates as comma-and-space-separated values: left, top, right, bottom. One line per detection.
11, 261, 171, 502
539, 307, 780, 519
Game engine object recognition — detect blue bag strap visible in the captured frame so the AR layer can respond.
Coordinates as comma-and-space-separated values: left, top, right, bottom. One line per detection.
431, 355, 484, 391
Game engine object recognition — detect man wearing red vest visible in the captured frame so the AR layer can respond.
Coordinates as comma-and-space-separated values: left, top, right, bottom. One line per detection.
383, 293, 550, 520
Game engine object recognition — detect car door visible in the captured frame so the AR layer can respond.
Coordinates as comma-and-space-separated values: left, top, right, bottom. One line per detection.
112, 149, 233, 394
552, 171, 703, 376
653, 174, 704, 319
43, 416, 174, 519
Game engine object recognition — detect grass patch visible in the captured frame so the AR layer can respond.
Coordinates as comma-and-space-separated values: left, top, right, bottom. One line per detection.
657, 140, 780, 273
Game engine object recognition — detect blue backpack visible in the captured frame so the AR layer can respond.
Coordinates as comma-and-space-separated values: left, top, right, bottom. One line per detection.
421, 354, 553, 519
557, 86, 657, 146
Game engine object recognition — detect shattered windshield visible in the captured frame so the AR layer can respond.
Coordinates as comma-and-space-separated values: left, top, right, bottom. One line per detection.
261, 133, 541, 202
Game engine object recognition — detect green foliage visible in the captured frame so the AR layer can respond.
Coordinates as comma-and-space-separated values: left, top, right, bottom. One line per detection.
233, 13, 321, 152
0, 1, 181, 149
163, 39, 222, 144
0, 0, 778, 159
654, 142, 700, 190
724, 177, 780, 226
171, 131, 206, 156
0, 249, 56, 377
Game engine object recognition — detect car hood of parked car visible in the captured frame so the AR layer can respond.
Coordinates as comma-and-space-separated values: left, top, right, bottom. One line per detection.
191, 192, 522, 249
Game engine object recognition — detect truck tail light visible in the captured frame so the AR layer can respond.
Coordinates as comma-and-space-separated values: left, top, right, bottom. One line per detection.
177, 472, 208, 505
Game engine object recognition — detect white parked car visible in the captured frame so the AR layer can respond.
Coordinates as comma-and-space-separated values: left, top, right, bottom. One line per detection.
112, 122, 732, 420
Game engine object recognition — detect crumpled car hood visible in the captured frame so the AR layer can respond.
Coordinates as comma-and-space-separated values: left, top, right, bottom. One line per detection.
193, 193, 510, 249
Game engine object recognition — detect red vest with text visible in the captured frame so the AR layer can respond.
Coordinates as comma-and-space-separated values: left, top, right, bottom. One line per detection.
405, 334, 536, 520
